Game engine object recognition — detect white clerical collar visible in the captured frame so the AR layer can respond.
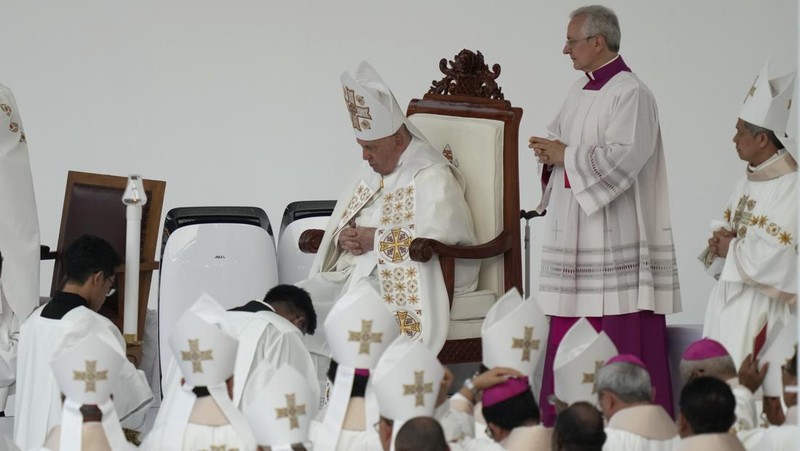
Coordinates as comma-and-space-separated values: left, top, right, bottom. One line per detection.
749, 149, 786, 172
586, 55, 620, 81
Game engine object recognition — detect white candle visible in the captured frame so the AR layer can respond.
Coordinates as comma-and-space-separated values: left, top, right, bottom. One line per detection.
122, 175, 147, 343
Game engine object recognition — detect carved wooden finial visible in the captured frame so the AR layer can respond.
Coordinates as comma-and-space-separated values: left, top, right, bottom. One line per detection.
428, 49, 504, 100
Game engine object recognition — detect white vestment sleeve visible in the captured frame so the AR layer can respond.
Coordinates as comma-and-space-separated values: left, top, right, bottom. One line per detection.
563, 84, 660, 216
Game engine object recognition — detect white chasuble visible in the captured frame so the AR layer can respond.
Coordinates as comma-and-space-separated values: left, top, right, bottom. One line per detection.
537, 72, 680, 317
300, 137, 478, 356
703, 151, 797, 370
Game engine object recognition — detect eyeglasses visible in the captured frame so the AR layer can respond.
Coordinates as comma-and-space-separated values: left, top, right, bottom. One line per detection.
105, 275, 117, 298
565, 35, 597, 48
485, 425, 494, 439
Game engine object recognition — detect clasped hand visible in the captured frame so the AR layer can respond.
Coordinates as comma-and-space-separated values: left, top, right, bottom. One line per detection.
338, 223, 376, 256
529, 136, 566, 166
708, 228, 736, 259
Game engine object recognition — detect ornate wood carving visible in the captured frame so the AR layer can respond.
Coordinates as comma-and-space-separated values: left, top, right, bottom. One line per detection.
429, 49, 504, 100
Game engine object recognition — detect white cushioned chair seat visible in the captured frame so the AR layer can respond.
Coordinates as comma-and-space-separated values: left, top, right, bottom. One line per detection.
447, 319, 485, 340
449, 290, 497, 321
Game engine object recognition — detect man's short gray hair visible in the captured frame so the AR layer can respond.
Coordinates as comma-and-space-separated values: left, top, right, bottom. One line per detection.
570, 5, 621, 53
678, 355, 737, 385
595, 361, 652, 403
742, 119, 785, 150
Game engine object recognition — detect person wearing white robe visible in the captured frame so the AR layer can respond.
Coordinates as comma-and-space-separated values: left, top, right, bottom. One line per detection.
448, 368, 551, 451
142, 309, 256, 451
225, 284, 319, 408
529, 5, 680, 426
36, 334, 137, 451
0, 82, 40, 413
13, 235, 152, 450
595, 355, 679, 451
298, 62, 479, 393
676, 376, 745, 451
701, 61, 797, 376
679, 338, 759, 433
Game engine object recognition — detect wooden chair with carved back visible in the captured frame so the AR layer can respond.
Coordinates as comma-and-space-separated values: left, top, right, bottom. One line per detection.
301, 50, 522, 364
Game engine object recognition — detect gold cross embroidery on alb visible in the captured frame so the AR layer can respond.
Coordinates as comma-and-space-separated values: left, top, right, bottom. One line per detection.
380, 228, 413, 263
348, 319, 383, 355
73, 360, 108, 393
403, 371, 434, 407
512, 326, 540, 362
276, 393, 307, 430
395, 310, 421, 337
181, 339, 213, 373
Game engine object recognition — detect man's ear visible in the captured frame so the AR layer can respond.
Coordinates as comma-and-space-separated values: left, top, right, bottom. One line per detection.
293, 316, 307, 334
91, 271, 105, 286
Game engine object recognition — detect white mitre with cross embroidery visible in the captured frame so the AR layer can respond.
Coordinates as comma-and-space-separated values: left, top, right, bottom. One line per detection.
50, 334, 131, 451
372, 335, 444, 421
158, 309, 256, 450
341, 60, 406, 141
553, 318, 618, 405
242, 361, 317, 451
739, 60, 797, 154
481, 288, 549, 377
317, 277, 401, 451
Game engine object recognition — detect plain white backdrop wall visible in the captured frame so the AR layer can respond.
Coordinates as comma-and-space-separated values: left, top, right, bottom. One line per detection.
2, 0, 796, 325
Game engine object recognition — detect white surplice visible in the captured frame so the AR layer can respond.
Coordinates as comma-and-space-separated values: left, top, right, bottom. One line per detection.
537, 62, 680, 317
726, 378, 759, 433
13, 306, 152, 450
702, 151, 797, 370
603, 404, 679, 451
299, 136, 479, 358
224, 303, 319, 407
738, 405, 798, 450
676, 433, 746, 451
0, 83, 40, 400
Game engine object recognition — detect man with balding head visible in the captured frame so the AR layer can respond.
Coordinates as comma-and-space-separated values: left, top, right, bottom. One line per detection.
552, 402, 606, 451
396, 417, 449, 451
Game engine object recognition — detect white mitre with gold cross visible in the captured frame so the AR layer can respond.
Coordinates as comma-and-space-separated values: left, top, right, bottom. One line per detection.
740, 59, 797, 153
341, 61, 406, 141
50, 334, 130, 451
481, 288, 549, 377
372, 335, 444, 422
553, 318, 618, 405
317, 277, 401, 451
242, 361, 317, 451
162, 309, 257, 450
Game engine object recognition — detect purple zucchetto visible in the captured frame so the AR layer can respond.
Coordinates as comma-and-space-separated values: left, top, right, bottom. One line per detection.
682, 338, 729, 361
482, 376, 530, 408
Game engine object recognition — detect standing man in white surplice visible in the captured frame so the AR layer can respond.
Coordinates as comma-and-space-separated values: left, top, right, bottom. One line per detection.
529, 4, 680, 426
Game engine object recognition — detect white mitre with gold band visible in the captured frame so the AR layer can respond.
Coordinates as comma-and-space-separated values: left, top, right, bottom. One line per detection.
553, 318, 618, 405
373, 335, 444, 451
242, 361, 317, 451
482, 288, 549, 377
740, 60, 797, 153
317, 277, 401, 451
159, 309, 256, 450
50, 334, 130, 451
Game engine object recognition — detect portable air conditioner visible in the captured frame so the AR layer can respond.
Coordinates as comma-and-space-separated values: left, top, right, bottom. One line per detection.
157, 206, 278, 384
276, 200, 336, 285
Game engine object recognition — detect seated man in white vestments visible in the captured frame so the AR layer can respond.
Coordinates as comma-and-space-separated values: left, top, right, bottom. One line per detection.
678, 338, 758, 432
676, 377, 745, 451
551, 402, 606, 451
595, 355, 679, 450
0, 81, 41, 414
242, 361, 318, 451
225, 284, 319, 408
396, 416, 450, 451
309, 279, 398, 451
36, 334, 137, 451
14, 235, 152, 450
373, 335, 446, 451
297, 61, 479, 391
142, 310, 256, 450
701, 61, 797, 425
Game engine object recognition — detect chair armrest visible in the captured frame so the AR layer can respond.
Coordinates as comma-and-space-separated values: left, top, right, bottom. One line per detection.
299, 229, 325, 254
409, 231, 513, 263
